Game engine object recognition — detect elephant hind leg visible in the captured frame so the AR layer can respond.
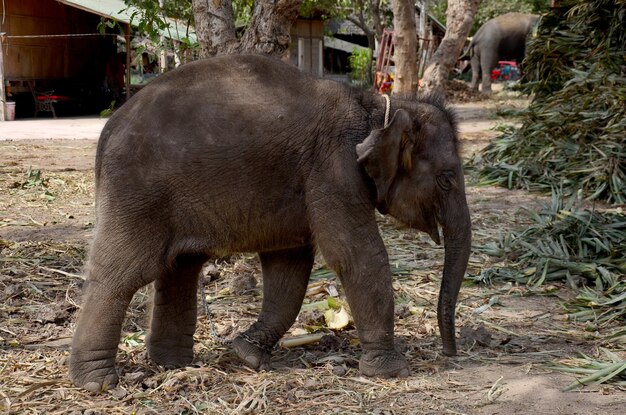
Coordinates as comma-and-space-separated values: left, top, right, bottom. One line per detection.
70, 233, 167, 392
481, 55, 497, 93
481, 73, 493, 93
146, 253, 207, 368
470, 53, 481, 91
232, 245, 314, 370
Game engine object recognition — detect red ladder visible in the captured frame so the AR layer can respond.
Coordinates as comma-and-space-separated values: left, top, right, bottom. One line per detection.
375, 29, 394, 94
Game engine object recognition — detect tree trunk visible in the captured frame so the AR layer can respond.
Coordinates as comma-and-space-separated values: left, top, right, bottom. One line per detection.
235, 0, 302, 58
191, 0, 237, 58
368, 0, 384, 86
347, 0, 384, 87
421, 0, 481, 95
192, 0, 301, 59
390, 0, 419, 100
369, 0, 384, 42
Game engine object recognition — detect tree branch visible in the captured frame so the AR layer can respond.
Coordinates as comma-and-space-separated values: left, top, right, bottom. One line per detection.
235, 0, 302, 57
346, 15, 374, 37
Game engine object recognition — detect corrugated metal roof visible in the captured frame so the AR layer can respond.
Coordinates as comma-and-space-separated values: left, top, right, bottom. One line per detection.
324, 36, 368, 54
57, 0, 134, 22
415, 3, 446, 33
56, 0, 196, 42
326, 20, 365, 37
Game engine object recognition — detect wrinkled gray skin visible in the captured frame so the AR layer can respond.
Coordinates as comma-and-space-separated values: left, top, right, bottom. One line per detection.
470, 13, 539, 93
69, 54, 472, 392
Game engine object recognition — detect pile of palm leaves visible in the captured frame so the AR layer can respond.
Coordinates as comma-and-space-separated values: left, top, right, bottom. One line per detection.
547, 349, 626, 391
475, 0, 626, 204
474, 192, 626, 326
472, 189, 626, 390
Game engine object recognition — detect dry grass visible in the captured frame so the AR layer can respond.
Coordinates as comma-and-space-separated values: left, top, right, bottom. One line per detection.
2, 211, 625, 414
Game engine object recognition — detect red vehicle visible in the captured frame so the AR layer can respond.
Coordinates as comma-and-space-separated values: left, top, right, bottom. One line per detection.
491, 61, 520, 82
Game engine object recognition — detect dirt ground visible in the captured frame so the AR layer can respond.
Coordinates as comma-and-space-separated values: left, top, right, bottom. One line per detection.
1, 90, 625, 415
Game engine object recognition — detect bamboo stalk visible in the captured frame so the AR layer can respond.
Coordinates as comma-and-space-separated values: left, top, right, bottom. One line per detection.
278, 333, 326, 348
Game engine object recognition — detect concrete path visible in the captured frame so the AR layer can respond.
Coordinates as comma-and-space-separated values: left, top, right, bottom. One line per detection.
0, 117, 107, 141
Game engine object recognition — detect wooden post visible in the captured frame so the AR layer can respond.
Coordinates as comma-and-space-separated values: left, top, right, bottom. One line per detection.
125, 23, 132, 100
159, 0, 167, 73
0, 33, 6, 122
419, 1, 428, 50
417, 1, 429, 78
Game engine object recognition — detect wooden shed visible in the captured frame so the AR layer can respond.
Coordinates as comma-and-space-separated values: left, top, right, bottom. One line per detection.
0, 0, 192, 120
288, 19, 325, 77
0, 0, 123, 119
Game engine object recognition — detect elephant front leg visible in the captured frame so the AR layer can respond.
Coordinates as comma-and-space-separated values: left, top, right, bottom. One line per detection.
336, 250, 409, 378
232, 245, 314, 370
314, 216, 409, 378
146, 257, 204, 368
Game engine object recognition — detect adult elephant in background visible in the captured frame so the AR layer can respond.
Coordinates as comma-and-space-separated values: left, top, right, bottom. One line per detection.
469, 12, 540, 93
69, 54, 472, 392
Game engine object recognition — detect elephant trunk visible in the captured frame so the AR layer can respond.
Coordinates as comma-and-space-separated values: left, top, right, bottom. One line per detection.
438, 199, 472, 356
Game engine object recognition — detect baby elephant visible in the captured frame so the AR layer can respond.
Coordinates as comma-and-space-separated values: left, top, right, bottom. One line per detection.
70, 54, 471, 392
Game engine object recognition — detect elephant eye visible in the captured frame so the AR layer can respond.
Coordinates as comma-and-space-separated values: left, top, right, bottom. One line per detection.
436, 171, 457, 190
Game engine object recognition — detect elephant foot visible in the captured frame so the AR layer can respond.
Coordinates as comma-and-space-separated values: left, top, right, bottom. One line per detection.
359, 349, 410, 378
232, 334, 272, 371
147, 337, 194, 369
69, 353, 119, 393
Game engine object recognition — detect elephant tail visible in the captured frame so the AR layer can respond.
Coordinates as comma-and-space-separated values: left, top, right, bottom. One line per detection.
459, 38, 474, 60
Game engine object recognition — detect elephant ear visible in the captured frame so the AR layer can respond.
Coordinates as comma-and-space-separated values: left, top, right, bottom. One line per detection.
356, 109, 415, 207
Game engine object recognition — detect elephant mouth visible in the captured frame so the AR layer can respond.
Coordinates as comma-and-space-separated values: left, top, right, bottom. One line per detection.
417, 212, 441, 245
423, 209, 442, 245
427, 224, 441, 245
394, 216, 440, 245
387, 199, 441, 245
